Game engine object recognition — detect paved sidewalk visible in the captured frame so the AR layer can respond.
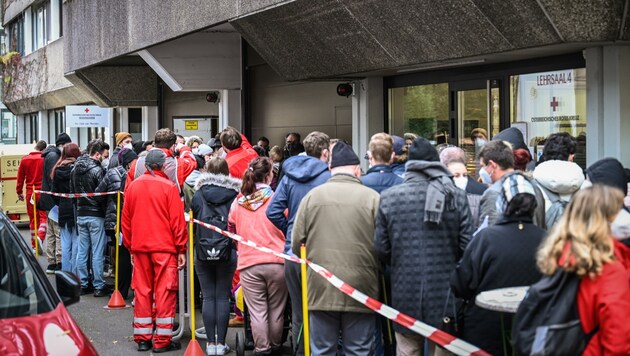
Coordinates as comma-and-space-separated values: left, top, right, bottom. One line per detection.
22, 227, 270, 356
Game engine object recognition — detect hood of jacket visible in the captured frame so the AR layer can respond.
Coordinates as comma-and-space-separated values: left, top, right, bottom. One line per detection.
586, 158, 628, 194
73, 154, 101, 176
492, 127, 528, 150
42, 145, 60, 159
55, 164, 74, 181
185, 169, 202, 186
404, 160, 453, 180
282, 155, 329, 183
195, 173, 242, 205
533, 160, 585, 195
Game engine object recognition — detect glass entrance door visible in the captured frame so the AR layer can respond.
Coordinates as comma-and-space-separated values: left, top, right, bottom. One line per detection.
450, 79, 502, 177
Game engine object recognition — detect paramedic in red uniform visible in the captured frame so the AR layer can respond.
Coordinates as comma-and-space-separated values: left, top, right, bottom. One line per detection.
126, 127, 196, 191
122, 149, 187, 353
16, 140, 48, 250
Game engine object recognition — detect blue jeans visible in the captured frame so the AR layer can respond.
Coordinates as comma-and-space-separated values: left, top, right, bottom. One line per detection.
60, 225, 79, 274
77, 216, 106, 290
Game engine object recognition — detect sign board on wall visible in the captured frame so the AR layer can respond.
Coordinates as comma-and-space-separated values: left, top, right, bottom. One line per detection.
516, 69, 585, 145
66, 106, 111, 127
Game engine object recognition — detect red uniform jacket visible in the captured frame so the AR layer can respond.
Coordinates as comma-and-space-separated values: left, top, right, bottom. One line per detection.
16, 151, 43, 195
578, 239, 630, 355
226, 135, 258, 179
122, 170, 187, 254
125, 146, 195, 190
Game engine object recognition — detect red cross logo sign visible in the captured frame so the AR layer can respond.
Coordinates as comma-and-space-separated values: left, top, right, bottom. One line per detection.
84, 108, 90, 113
550, 97, 559, 112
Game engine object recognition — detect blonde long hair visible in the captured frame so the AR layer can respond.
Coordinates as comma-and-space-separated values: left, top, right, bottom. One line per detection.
537, 185, 624, 278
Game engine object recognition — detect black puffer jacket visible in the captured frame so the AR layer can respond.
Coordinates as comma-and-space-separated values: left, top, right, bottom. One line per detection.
51, 163, 76, 228
96, 166, 126, 231
450, 217, 545, 356
71, 155, 106, 217
374, 161, 474, 333
191, 173, 241, 255
39, 146, 60, 211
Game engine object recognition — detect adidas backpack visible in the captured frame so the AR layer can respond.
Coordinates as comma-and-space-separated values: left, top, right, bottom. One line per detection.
512, 269, 597, 355
195, 202, 232, 263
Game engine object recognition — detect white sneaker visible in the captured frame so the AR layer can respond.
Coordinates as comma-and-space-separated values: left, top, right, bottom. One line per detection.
215, 344, 231, 355
206, 343, 217, 356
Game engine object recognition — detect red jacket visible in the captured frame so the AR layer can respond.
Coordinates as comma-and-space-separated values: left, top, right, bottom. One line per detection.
578, 239, 630, 355
122, 170, 188, 254
125, 146, 196, 190
226, 135, 258, 179
16, 151, 43, 195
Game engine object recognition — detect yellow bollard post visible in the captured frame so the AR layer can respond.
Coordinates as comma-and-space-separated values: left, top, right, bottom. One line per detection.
106, 191, 127, 309
189, 210, 196, 340
301, 244, 310, 356
183, 209, 204, 356
115, 191, 121, 291
32, 185, 39, 258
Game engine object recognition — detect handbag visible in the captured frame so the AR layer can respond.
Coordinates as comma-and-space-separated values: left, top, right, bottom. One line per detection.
440, 288, 459, 336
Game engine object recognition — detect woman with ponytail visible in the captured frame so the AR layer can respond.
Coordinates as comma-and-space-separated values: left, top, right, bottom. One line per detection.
537, 185, 630, 355
228, 157, 287, 356
51, 143, 81, 273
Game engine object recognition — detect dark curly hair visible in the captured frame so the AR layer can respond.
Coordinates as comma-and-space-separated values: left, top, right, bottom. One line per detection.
541, 132, 576, 161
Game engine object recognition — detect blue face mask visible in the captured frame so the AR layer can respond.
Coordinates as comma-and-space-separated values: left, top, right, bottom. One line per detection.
479, 166, 493, 184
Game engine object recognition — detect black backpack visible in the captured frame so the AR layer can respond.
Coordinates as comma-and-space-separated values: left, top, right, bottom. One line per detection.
194, 202, 232, 263
512, 269, 597, 355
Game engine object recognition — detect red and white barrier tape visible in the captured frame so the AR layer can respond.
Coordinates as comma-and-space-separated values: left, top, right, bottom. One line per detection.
33, 190, 119, 198
191, 218, 489, 356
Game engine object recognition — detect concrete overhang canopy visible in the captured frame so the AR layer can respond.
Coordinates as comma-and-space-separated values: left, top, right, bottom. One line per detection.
231, 0, 629, 81
138, 24, 242, 92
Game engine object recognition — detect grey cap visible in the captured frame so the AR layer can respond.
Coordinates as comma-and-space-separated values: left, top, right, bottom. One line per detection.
145, 149, 166, 169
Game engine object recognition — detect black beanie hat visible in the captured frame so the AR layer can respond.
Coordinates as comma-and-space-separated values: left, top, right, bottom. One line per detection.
408, 137, 439, 162
55, 132, 71, 147
330, 142, 360, 168
118, 148, 138, 168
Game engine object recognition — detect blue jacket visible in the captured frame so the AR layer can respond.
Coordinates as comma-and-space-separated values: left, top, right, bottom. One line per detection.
360, 164, 403, 193
266, 155, 331, 255
391, 163, 405, 178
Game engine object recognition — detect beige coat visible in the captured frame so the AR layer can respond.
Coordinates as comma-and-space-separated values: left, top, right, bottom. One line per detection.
292, 174, 380, 313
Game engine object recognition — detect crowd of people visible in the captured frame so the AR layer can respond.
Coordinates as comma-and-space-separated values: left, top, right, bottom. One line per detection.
15, 125, 630, 355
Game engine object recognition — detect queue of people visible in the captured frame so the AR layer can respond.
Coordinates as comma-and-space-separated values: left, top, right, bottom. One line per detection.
15, 125, 630, 356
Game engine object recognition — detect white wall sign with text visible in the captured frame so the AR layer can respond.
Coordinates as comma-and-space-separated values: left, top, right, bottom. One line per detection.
66, 106, 111, 128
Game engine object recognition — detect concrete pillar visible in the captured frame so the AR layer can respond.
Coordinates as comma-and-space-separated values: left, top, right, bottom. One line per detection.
143, 106, 159, 141
352, 77, 385, 171
584, 45, 630, 167
220, 89, 242, 130
17, 115, 25, 144
37, 110, 47, 142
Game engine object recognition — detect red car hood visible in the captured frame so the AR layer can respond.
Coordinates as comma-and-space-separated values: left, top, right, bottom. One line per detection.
0, 303, 97, 355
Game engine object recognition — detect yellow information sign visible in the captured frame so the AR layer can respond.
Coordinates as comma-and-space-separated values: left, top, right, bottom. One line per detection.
185, 120, 198, 130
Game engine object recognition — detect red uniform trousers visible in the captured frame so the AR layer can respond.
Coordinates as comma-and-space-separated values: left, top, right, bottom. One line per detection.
26, 189, 47, 247
132, 252, 178, 348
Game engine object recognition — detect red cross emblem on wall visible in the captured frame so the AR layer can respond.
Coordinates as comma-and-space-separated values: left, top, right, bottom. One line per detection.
550, 97, 559, 111
84, 108, 90, 113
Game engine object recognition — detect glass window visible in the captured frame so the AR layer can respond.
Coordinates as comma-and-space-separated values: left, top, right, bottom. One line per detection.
128, 108, 142, 142
0, 220, 55, 318
1, 110, 17, 144
510, 68, 586, 168
7, 16, 25, 55
28, 113, 38, 143
388, 83, 449, 143
32, 3, 48, 51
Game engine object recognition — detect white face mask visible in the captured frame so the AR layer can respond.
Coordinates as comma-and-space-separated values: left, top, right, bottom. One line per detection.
475, 138, 486, 148
611, 209, 630, 240
123, 143, 133, 150
453, 176, 468, 190
101, 158, 110, 169
479, 166, 493, 184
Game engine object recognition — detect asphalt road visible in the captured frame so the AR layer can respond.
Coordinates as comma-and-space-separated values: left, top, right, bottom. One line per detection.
20, 227, 259, 356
